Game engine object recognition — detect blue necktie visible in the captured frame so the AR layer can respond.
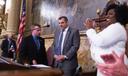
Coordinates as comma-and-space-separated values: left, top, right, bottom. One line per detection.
56, 30, 64, 55
34, 37, 40, 50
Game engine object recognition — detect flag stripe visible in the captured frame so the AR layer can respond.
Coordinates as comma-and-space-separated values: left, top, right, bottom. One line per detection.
16, 0, 26, 52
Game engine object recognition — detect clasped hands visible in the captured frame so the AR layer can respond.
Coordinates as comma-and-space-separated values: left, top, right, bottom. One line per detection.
54, 55, 65, 62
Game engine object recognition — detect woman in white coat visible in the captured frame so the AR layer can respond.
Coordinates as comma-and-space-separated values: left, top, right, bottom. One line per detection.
84, 3, 128, 76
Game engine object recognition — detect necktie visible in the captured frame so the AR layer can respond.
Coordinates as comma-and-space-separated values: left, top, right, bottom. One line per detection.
8, 39, 11, 51
56, 29, 64, 55
34, 37, 40, 50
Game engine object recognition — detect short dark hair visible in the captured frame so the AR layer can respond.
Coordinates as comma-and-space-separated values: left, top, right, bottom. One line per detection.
58, 16, 68, 22
106, 3, 128, 26
31, 23, 41, 30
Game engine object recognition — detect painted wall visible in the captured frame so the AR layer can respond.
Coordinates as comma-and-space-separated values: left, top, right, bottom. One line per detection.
32, 0, 127, 35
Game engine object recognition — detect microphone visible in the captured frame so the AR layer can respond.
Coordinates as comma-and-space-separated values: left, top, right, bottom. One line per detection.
42, 22, 50, 27
45, 24, 50, 27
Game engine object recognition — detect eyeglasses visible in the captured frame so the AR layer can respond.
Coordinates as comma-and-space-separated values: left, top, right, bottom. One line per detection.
59, 22, 65, 24
33, 28, 41, 31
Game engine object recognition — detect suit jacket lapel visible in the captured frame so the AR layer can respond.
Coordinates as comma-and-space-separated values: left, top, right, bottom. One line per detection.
56, 29, 61, 45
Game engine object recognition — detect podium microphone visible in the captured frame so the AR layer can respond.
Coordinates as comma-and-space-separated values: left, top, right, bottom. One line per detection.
44, 24, 50, 27
42, 22, 50, 28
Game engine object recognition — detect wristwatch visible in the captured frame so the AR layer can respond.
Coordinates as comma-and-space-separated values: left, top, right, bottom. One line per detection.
64, 55, 68, 60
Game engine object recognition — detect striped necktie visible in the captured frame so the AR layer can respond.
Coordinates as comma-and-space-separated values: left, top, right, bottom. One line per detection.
56, 29, 64, 55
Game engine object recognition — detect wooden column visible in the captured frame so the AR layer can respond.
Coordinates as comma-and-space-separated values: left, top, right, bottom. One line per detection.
24, 0, 33, 36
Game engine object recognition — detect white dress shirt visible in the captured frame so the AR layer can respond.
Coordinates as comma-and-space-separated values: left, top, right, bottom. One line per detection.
86, 22, 128, 76
60, 27, 69, 54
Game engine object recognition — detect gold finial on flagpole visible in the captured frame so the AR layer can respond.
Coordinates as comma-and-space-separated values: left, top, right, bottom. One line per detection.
107, 0, 110, 2
96, 8, 101, 16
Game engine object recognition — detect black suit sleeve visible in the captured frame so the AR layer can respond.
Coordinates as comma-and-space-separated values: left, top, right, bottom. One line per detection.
1, 40, 8, 57
18, 38, 28, 64
40, 38, 48, 65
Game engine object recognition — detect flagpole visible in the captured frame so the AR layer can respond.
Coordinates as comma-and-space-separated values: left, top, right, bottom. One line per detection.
16, 0, 26, 61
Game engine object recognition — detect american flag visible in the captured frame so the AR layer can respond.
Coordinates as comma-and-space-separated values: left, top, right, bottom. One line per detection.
16, 0, 26, 52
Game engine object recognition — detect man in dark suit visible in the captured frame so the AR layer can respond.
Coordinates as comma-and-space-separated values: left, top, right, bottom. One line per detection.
51, 16, 80, 76
18, 24, 48, 65
1, 33, 16, 60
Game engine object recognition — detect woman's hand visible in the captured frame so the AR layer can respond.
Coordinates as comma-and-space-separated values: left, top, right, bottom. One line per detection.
84, 18, 95, 29
97, 51, 128, 76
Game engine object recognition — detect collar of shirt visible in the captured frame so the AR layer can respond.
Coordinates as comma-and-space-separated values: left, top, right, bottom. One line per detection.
63, 26, 69, 33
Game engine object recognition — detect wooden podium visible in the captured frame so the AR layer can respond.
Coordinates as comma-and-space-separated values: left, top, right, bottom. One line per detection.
0, 57, 63, 76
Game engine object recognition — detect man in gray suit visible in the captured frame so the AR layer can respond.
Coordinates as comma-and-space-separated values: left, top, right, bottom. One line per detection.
51, 16, 80, 76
